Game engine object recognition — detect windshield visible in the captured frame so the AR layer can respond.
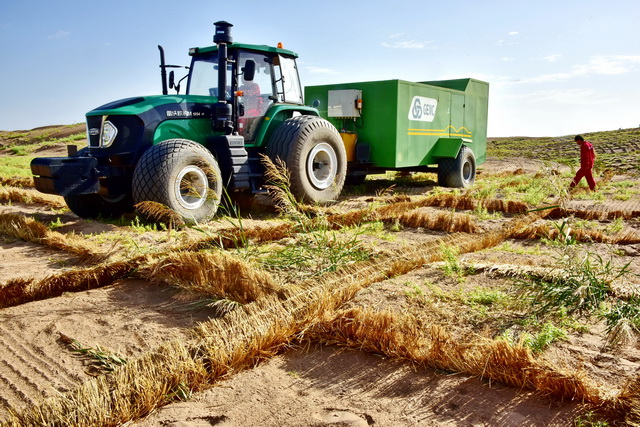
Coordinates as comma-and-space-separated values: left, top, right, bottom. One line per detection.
187, 51, 303, 105
187, 53, 231, 98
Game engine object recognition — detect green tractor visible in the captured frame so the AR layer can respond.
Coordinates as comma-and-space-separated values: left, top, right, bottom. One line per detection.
31, 21, 488, 224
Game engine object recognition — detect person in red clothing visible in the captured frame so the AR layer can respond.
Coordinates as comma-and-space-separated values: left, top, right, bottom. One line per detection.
570, 135, 596, 191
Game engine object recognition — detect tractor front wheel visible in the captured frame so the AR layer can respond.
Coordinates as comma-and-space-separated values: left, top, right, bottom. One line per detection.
64, 193, 133, 219
267, 115, 346, 203
132, 139, 223, 224
437, 146, 476, 188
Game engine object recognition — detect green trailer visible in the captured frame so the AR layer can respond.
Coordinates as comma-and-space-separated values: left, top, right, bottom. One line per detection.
305, 78, 489, 187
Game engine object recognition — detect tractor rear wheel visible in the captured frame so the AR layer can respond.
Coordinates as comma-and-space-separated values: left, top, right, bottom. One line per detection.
267, 115, 346, 203
132, 139, 223, 224
437, 145, 476, 188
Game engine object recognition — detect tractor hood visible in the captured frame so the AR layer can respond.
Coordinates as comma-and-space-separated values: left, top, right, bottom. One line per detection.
87, 94, 218, 120
84, 94, 219, 152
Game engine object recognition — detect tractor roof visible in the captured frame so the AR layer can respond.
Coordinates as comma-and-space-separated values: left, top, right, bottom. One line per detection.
189, 42, 298, 58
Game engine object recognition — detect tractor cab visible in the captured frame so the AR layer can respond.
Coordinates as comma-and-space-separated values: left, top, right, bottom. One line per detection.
179, 40, 304, 143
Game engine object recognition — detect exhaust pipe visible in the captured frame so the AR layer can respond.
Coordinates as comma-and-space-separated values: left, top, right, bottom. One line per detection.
158, 45, 168, 95
213, 21, 233, 134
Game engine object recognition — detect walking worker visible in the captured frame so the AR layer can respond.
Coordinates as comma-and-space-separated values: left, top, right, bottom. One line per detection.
570, 135, 596, 191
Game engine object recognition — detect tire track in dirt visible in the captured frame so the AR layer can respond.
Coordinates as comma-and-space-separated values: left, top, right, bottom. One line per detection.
0, 323, 80, 388
0, 323, 81, 416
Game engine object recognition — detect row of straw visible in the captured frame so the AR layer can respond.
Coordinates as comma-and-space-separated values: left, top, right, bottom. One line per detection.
0, 213, 103, 262
4, 221, 639, 425
0, 186, 65, 209
2, 180, 638, 424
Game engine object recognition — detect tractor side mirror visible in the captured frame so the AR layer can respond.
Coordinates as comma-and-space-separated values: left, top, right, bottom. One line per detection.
242, 60, 256, 81
169, 70, 175, 89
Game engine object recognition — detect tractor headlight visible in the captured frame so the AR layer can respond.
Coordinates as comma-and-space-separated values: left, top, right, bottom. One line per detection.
101, 120, 118, 148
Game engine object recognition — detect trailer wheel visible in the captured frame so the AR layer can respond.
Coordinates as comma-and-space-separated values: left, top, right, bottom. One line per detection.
64, 193, 134, 219
267, 115, 346, 203
438, 146, 476, 188
132, 139, 223, 224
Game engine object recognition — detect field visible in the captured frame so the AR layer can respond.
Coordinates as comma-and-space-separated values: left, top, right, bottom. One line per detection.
1, 125, 640, 426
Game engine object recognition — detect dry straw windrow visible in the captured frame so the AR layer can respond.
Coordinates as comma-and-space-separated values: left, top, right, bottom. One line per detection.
310, 307, 639, 423
3, 192, 637, 425
0, 212, 103, 262
0, 260, 142, 309
141, 250, 289, 303
508, 221, 640, 244
183, 191, 529, 252
187, 222, 297, 251
6, 227, 639, 425
545, 206, 640, 221
0, 186, 66, 209
309, 307, 604, 402
0, 177, 35, 189
135, 201, 186, 229
1, 229, 496, 425
2, 277, 370, 426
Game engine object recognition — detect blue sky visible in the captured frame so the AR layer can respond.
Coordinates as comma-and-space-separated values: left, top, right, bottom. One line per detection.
1, 0, 638, 136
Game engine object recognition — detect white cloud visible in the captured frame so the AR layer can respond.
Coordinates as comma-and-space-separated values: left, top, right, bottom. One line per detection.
512, 88, 598, 105
305, 66, 340, 75
519, 72, 573, 83
381, 40, 424, 49
48, 30, 70, 40
506, 55, 640, 85
543, 54, 562, 62
508, 31, 519, 36
575, 55, 640, 76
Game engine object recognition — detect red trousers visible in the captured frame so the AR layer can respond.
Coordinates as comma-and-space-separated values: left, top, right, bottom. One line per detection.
570, 168, 596, 190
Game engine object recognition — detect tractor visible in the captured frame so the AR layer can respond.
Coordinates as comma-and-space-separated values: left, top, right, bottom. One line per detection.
31, 21, 488, 224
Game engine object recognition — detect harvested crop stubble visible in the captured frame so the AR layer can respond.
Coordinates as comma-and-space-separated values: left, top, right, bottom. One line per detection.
142, 250, 288, 303
186, 193, 528, 252
7, 216, 638, 425
0, 177, 35, 188
0, 212, 103, 261
545, 206, 640, 221
0, 260, 141, 309
187, 222, 297, 250
394, 209, 477, 233
135, 201, 185, 229
2, 227, 507, 425
508, 222, 640, 244
310, 307, 639, 423
426, 193, 529, 214
0, 186, 66, 209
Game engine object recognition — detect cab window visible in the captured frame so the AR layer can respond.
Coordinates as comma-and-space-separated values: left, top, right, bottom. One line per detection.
273, 55, 303, 104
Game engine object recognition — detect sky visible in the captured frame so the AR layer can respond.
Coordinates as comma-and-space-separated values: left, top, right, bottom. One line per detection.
1, 0, 639, 136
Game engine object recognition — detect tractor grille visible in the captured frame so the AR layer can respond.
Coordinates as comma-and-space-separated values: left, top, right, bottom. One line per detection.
86, 116, 102, 148
85, 115, 144, 152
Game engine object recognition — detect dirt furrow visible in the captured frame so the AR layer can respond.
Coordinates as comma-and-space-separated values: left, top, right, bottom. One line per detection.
0, 363, 39, 417
0, 324, 80, 389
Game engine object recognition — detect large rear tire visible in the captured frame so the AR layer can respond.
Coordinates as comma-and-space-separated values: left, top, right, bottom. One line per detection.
132, 139, 223, 224
437, 146, 476, 188
267, 115, 346, 203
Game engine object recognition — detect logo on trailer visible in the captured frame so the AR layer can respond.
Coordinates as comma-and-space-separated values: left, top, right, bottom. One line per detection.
408, 96, 438, 122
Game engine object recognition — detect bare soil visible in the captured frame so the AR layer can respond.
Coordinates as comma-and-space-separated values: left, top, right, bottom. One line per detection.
1, 147, 640, 425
